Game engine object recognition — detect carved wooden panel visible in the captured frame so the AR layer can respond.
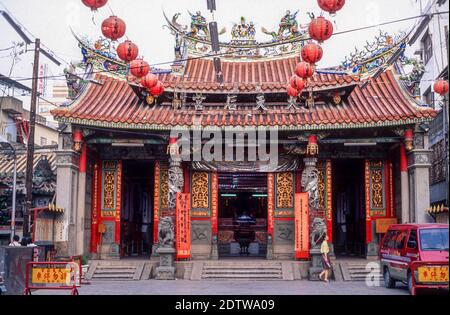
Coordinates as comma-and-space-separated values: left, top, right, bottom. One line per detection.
276, 172, 294, 209
365, 160, 386, 218
160, 169, 169, 210
191, 172, 210, 210
102, 161, 118, 217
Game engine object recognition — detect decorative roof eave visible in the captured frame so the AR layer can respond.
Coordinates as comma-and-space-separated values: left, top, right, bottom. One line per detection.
54, 116, 435, 132
128, 80, 360, 95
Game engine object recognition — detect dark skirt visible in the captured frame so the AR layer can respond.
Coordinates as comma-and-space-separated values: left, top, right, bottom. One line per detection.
322, 253, 332, 270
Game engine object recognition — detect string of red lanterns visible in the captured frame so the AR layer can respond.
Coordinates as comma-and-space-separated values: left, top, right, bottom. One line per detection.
80, 0, 165, 102
287, 0, 344, 99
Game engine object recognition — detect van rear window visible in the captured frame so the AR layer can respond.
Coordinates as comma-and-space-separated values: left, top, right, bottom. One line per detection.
419, 229, 449, 251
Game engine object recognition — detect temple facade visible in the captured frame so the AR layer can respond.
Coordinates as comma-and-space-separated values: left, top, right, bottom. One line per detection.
50, 11, 437, 264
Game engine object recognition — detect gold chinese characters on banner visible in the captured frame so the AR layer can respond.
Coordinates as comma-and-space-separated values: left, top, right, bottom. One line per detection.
32, 268, 72, 284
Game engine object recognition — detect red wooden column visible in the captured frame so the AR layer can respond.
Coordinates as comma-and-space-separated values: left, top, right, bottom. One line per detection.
399, 143, 410, 223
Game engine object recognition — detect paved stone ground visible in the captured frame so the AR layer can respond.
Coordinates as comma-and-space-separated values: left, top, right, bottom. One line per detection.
33, 280, 409, 295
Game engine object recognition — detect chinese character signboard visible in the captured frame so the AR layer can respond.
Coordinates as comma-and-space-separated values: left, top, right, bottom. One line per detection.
418, 266, 449, 283
295, 193, 309, 260
176, 193, 191, 260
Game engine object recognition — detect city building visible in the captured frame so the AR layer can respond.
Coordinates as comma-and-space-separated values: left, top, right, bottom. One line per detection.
38, 82, 70, 129
406, 0, 449, 223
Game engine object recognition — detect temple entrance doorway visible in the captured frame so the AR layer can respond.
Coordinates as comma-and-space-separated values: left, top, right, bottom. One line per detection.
332, 160, 366, 257
120, 160, 154, 258
217, 173, 268, 258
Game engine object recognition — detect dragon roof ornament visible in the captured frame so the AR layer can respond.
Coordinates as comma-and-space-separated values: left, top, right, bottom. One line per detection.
163, 10, 308, 61
332, 30, 409, 78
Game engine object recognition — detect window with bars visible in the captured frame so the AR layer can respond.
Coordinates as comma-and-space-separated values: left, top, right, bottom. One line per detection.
423, 86, 434, 108
422, 30, 433, 64
430, 139, 446, 185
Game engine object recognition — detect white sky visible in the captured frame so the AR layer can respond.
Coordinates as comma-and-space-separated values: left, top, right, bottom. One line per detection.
0, 0, 422, 102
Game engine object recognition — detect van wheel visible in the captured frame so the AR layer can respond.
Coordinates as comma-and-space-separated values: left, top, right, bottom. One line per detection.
408, 273, 414, 295
384, 268, 396, 288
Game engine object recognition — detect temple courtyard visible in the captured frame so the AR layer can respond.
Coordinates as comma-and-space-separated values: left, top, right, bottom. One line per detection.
34, 280, 409, 295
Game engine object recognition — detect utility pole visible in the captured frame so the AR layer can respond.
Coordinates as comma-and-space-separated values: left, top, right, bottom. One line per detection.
23, 38, 40, 239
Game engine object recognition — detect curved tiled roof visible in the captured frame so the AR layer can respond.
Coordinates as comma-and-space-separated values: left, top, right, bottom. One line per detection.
52, 67, 436, 130
157, 56, 359, 93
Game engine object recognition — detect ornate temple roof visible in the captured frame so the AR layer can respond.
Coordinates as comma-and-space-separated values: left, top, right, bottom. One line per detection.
56, 11, 437, 131
52, 69, 436, 131
157, 55, 359, 94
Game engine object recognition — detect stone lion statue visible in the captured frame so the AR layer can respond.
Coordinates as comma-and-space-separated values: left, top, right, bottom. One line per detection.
310, 218, 327, 249
158, 217, 175, 248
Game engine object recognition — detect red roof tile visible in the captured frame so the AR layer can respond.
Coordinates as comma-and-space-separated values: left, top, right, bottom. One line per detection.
52, 69, 437, 130
155, 56, 360, 93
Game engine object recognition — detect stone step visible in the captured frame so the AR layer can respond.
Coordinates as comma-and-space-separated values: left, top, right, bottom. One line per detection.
94, 269, 136, 274
204, 270, 282, 275
202, 275, 282, 280
96, 266, 137, 270
204, 266, 282, 270
92, 274, 135, 279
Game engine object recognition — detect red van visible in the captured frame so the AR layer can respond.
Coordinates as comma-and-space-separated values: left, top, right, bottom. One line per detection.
380, 224, 449, 294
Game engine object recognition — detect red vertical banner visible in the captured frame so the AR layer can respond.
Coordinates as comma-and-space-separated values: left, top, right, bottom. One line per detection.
153, 161, 161, 244
115, 160, 122, 245
295, 193, 310, 260
388, 160, 394, 218
211, 172, 219, 235
364, 160, 373, 244
176, 193, 191, 260
325, 160, 333, 242
267, 173, 275, 236
90, 161, 100, 253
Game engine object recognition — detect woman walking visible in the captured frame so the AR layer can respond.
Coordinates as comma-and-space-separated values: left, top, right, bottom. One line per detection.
319, 235, 332, 283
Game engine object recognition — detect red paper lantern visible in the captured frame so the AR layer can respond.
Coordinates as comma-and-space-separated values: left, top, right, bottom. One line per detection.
434, 80, 449, 96
149, 81, 165, 97
141, 73, 158, 89
295, 62, 315, 79
301, 42, 323, 64
81, 0, 108, 11
117, 40, 139, 63
318, 0, 346, 15
101, 16, 126, 41
309, 17, 334, 43
290, 75, 307, 91
287, 85, 299, 98
130, 59, 149, 78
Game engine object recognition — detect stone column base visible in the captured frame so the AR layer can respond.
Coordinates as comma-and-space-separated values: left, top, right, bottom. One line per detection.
308, 248, 324, 281
366, 242, 379, 257
155, 247, 176, 280
211, 236, 219, 260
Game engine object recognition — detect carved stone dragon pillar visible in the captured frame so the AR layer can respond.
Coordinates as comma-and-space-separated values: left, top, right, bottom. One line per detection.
156, 137, 184, 280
